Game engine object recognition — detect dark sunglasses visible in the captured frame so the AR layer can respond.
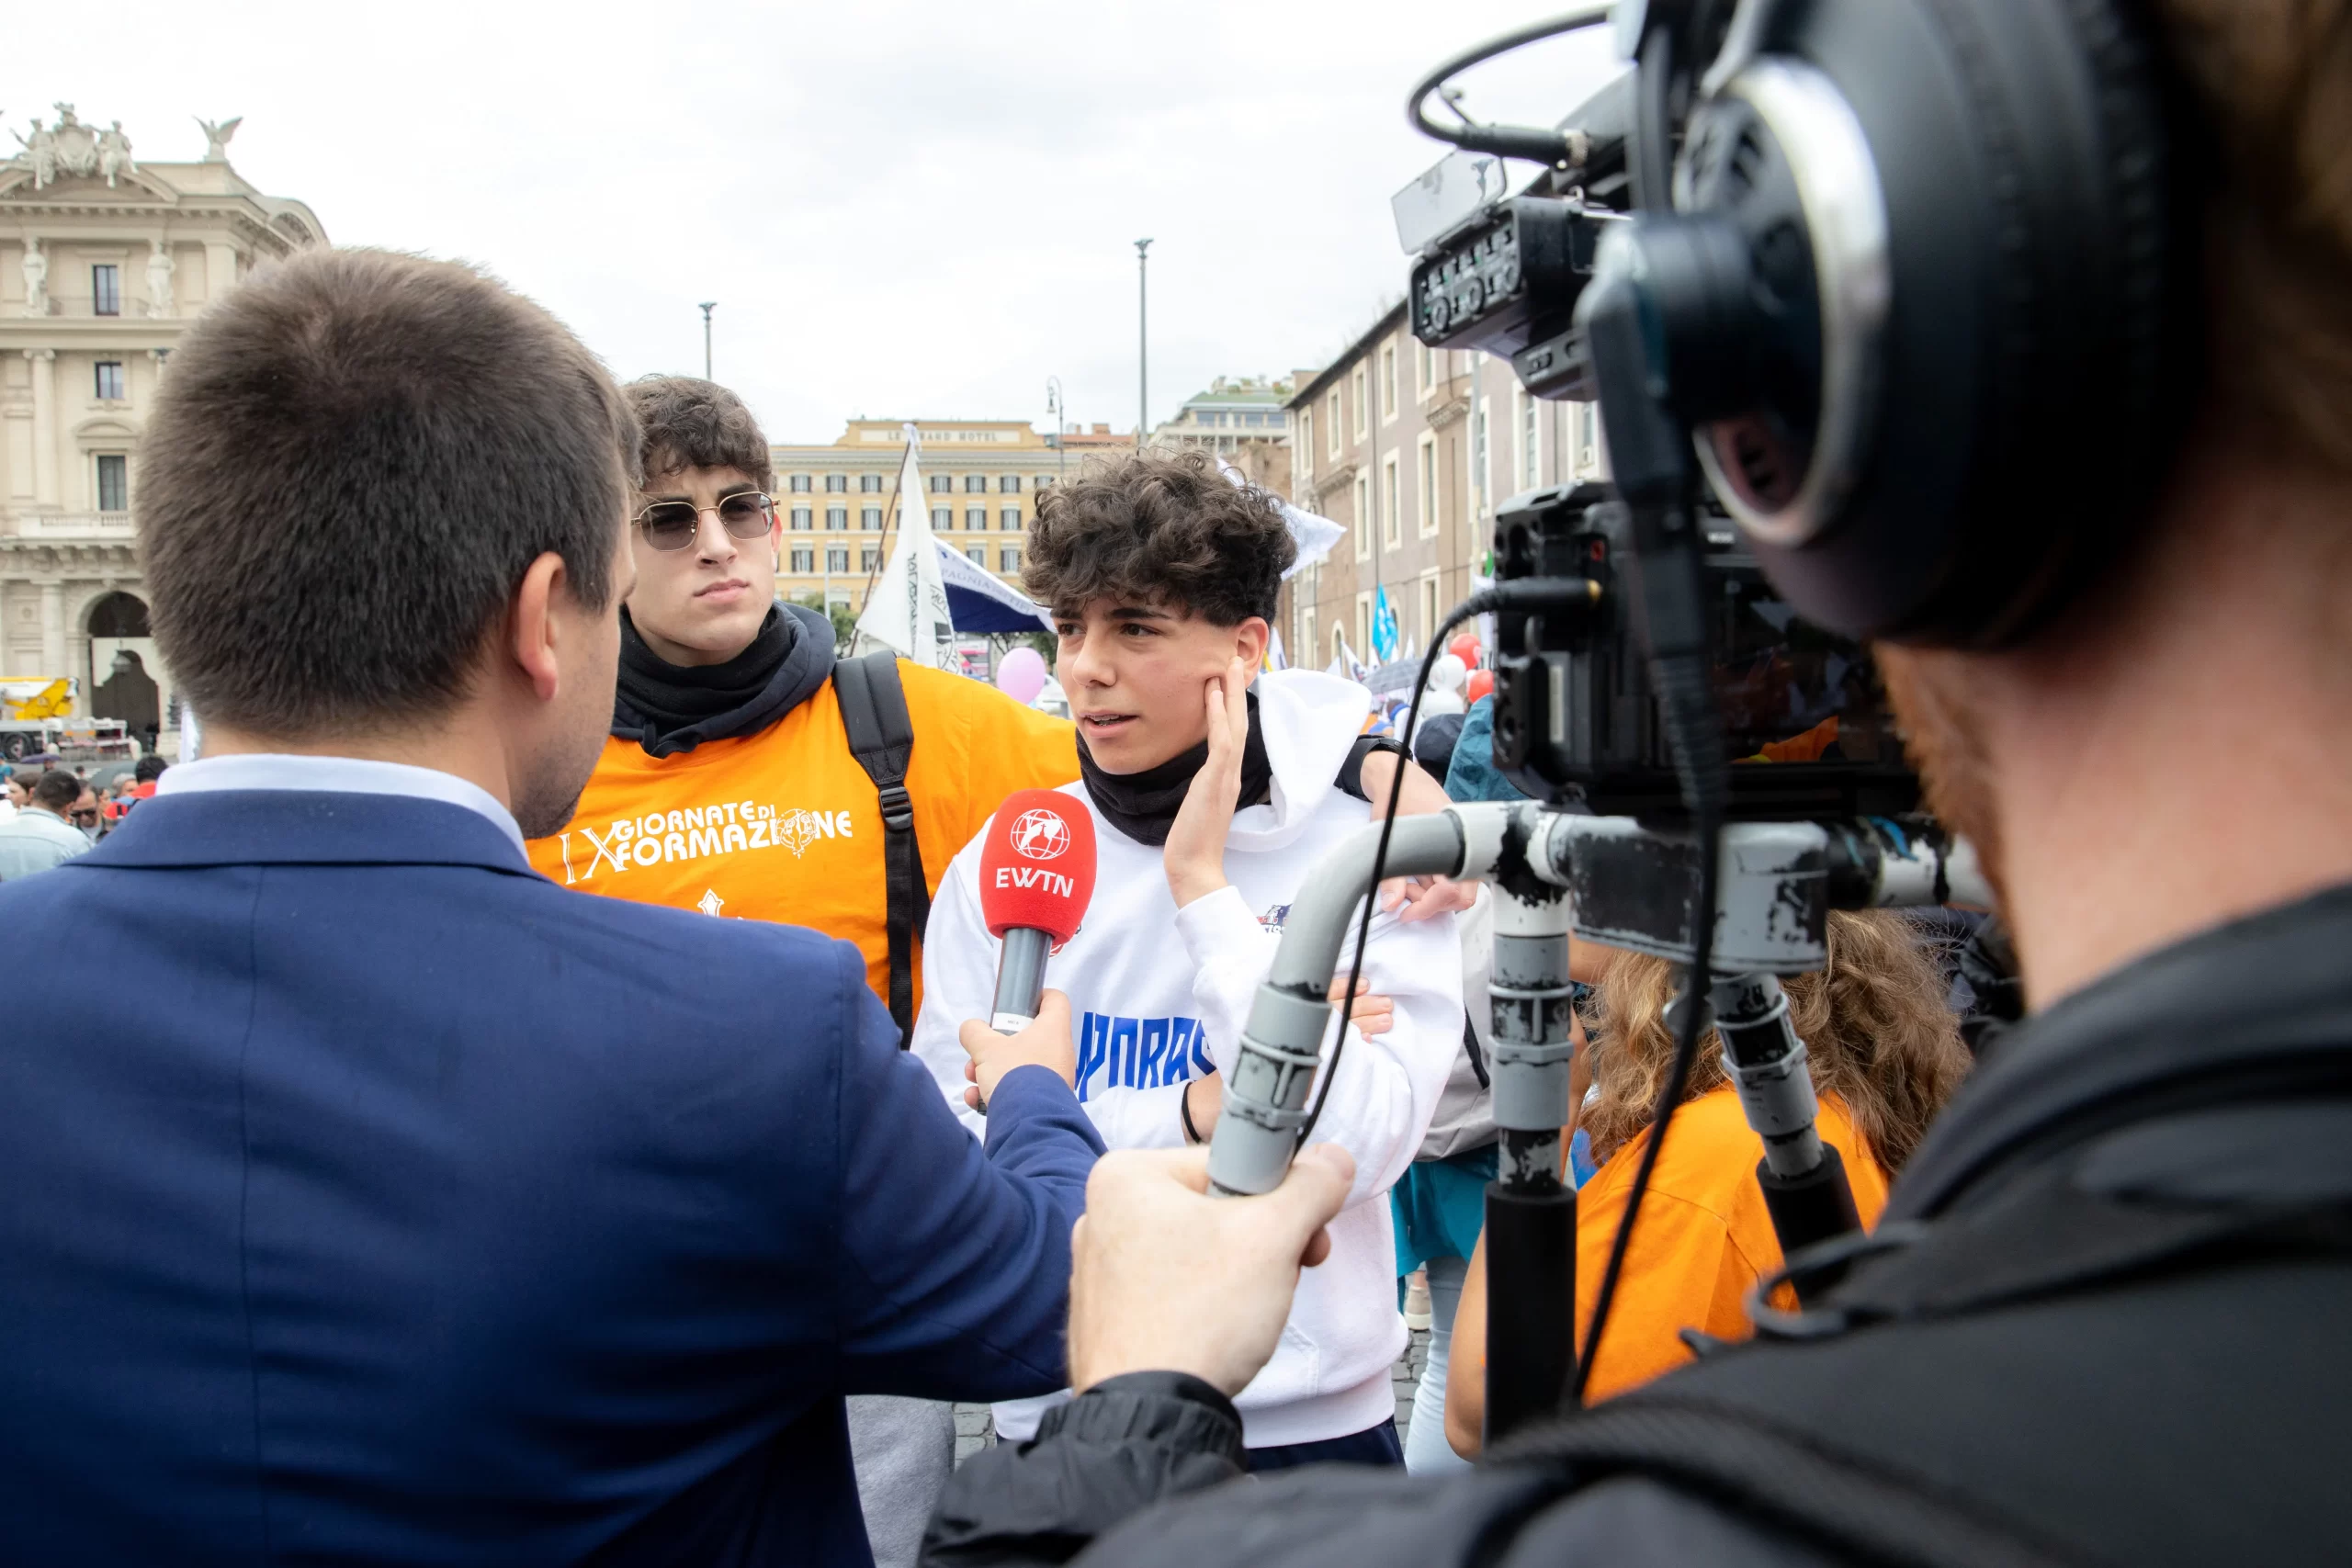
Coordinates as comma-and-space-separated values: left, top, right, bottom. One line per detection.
69, 808, 99, 824
632, 491, 775, 552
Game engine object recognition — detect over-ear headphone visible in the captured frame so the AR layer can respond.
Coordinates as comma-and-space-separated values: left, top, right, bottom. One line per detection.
1617, 0, 2202, 647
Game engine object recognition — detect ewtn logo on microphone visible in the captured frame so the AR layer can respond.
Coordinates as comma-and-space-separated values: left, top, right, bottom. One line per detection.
992, 864, 1077, 899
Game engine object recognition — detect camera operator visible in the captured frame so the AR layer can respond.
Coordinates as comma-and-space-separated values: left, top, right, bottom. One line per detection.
921, 3, 2352, 1563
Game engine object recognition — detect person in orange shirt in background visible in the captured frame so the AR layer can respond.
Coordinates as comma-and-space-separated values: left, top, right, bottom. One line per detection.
522, 375, 1079, 1568
1445, 910, 1969, 1449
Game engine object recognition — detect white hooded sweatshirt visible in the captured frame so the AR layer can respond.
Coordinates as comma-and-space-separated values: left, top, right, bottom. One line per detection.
910, 668, 1464, 1449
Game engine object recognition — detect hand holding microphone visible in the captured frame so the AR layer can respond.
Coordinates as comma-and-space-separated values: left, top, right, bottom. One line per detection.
958, 993, 1077, 1112
961, 789, 1099, 1111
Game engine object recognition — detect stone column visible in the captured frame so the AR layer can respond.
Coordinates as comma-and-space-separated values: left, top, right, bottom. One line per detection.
40, 580, 65, 678
204, 243, 239, 306
25, 349, 57, 507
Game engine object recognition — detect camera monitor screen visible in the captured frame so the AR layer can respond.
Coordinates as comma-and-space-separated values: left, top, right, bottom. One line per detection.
1598, 554, 1922, 821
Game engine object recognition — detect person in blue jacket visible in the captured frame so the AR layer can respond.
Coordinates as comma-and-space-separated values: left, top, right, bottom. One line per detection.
0, 247, 1103, 1568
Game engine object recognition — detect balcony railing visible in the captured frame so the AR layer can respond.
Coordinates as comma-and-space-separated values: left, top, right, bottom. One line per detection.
14, 513, 135, 538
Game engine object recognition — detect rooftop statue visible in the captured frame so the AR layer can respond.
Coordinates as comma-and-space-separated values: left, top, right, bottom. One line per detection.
195, 116, 242, 164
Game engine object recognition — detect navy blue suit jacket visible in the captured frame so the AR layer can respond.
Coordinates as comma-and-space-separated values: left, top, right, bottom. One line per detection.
0, 789, 1103, 1565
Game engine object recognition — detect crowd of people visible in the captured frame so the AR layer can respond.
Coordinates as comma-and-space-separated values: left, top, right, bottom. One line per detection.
0, 752, 168, 878
2, 3, 2348, 1559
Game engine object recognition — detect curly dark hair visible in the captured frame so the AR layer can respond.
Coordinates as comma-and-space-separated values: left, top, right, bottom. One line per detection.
626, 376, 775, 492
1023, 447, 1295, 626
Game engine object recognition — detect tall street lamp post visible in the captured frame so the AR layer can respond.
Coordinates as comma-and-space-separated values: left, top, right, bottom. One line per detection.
1046, 376, 1067, 488
698, 301, 717, 379
1134, 239, 1152, 446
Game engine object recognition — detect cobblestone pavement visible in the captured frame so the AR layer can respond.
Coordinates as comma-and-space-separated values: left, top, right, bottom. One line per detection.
952, 1329, 1436, 1467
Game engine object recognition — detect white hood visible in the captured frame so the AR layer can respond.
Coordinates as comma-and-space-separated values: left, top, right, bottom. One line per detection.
1232, 668, 1374, 855
910, 660, 1460, 1450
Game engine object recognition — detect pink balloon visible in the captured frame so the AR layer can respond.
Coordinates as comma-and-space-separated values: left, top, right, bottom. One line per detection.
994, 646, 1049, 704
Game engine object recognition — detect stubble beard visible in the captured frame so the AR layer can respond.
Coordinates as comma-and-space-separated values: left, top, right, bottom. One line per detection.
1876, 644, 2010, 912
510, 705, 610, 841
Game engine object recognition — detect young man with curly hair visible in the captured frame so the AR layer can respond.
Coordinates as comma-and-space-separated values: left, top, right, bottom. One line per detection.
911, 447, 1468, 1471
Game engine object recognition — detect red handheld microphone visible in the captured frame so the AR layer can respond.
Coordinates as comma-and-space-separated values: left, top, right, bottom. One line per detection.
976, 789, 1098, 1033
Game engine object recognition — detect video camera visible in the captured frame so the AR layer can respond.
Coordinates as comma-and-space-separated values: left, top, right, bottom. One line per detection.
1488, 482, 1917, 821
1204, 0, 2034, 1446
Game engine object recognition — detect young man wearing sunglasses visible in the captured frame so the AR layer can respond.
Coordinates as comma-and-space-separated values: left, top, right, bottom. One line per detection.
525, 376, 1080, 1020
522, 375, 1080, 1568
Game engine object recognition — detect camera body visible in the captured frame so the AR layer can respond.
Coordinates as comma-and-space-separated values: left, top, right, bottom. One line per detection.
1489, 482, 1917, 822
1409, 195, 1615, 400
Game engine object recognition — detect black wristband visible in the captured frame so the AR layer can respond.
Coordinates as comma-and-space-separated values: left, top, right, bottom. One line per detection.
1180, 1080, 1205, 1144
1337, 734, 1408, 802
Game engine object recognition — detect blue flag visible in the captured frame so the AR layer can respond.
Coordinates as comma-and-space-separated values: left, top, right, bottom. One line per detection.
1372, 584, 1399, 662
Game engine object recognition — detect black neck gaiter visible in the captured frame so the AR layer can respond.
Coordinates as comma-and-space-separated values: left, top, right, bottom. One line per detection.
613, 603, 836, 759
1078, 689, 1273, 847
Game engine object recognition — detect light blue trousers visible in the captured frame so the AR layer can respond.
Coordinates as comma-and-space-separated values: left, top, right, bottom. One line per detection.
1403, 1253, 1475, 1474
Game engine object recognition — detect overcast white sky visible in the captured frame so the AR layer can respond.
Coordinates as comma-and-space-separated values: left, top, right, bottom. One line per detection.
8, 1, 1621, 445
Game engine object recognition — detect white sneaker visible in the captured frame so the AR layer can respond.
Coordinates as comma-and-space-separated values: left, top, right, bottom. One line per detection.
1403, 1269, 1432, 1331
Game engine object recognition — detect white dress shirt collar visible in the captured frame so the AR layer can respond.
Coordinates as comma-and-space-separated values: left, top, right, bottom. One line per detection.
154, 753, 526, 855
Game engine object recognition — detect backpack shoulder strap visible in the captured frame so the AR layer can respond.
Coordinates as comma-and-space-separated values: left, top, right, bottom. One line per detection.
831, 651, 932, 1047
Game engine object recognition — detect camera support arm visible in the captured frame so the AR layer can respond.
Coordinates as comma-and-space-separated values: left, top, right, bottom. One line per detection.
1204, 809, 1483, 1199
1200, 800, 1585, 1441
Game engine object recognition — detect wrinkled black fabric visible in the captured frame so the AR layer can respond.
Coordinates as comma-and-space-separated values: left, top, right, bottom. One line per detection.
613, 602, 836, 758
908, 882, 2352, 1568
1954, 914, 2027, 1056
921, 1374, 1245, 1568
1076, 691, 1271, 847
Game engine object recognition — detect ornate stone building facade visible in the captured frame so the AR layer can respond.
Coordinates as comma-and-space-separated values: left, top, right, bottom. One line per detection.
0, 106, 325, 737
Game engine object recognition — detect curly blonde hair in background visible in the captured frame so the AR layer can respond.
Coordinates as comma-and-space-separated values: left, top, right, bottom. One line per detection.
1580, 911, 1971, 1174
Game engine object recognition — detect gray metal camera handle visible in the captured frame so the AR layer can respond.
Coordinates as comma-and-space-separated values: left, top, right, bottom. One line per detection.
1203, 804, 1987, 1198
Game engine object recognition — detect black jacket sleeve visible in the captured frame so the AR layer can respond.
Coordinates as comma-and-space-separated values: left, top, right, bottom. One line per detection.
922, 1375, 1840, 1568
921, 1372, 1247, 1568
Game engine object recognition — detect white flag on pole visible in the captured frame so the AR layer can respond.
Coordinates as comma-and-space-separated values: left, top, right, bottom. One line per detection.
1216, 457, 1344, 579
855, 423, 955, 667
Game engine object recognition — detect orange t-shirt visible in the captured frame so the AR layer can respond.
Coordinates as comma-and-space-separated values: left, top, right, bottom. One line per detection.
526, 660, 1078, 1015
1573, 1087, 1890, 1402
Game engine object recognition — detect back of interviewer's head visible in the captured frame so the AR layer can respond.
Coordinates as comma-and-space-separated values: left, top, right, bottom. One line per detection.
138, 248, 640, 741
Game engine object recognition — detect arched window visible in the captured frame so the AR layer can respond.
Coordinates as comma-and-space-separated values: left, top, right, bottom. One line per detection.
86, 592, 151, 638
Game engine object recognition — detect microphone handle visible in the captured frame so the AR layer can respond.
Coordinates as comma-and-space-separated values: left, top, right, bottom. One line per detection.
990, 925, 1053, 1032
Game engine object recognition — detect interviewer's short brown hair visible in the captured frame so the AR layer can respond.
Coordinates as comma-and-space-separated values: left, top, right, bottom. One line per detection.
139, 248, 639, 739
1024, 448, 1295, 626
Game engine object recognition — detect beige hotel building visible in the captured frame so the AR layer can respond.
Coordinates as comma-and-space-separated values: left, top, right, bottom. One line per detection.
768, 419, 1066, 615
